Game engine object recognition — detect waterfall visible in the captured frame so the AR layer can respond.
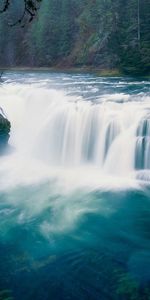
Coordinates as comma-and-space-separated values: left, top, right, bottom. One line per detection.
0, 78, 150, 188
135, 118, 150, 170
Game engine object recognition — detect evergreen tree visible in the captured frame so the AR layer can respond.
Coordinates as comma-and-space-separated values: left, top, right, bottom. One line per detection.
0, 0, 149, 75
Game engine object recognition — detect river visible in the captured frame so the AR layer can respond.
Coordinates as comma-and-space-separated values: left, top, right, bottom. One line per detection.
0, 71, 150, 299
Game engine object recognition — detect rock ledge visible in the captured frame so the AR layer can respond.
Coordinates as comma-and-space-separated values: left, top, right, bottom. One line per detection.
0, 108, 11, 152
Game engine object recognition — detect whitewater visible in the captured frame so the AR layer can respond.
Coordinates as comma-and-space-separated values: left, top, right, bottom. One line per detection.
0, 73, 150, 190
0, 72, 150, 300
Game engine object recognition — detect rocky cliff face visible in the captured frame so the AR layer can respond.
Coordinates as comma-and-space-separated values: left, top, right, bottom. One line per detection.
0, 109, 11, 153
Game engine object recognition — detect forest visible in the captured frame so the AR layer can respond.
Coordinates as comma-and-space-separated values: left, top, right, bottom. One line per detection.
0, 0, 150, 75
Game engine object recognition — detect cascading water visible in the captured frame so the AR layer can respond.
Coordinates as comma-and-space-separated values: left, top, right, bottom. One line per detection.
0, 73, 150, 300
135, 118, 150, 169
0, 75, 150, 183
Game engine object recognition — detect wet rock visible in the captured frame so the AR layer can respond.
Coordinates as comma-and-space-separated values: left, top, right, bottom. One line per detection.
0, 109, 11, 153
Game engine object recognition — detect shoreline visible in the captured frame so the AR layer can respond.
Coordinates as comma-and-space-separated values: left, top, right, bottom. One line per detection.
0, 66, 149, 78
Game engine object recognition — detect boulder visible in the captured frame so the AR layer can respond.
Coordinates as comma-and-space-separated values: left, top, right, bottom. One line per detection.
0, 108, 11, 152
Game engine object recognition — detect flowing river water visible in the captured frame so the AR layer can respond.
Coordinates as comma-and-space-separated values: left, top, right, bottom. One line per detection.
0, 71, 150, 299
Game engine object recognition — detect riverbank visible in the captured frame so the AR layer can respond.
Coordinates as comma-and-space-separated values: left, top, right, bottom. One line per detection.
0, 66, 146, 77
0, 66, 122, 75
0, 67, 150, 80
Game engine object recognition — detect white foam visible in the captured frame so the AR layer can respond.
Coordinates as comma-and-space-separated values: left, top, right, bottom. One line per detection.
0, 82, 150, 187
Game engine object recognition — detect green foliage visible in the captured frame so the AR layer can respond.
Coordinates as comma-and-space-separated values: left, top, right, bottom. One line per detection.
0, 0, 149, 75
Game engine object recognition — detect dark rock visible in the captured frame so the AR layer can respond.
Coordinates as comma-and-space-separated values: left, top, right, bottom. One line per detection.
0, 109, 11, 153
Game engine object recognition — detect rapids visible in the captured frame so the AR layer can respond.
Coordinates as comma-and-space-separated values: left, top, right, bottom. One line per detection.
0, 72, 150, 300
0, 73, 150, 184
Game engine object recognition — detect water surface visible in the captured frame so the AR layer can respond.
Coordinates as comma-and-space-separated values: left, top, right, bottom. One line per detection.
0, 72, 150, 300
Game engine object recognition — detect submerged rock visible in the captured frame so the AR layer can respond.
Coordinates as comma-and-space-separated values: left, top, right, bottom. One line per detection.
0, 108, 11, 153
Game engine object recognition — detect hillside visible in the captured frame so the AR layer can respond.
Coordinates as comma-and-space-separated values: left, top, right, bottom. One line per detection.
0, 0, 150, 75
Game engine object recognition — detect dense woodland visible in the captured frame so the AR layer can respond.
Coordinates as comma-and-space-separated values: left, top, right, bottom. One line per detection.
0, 0, 150, 75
